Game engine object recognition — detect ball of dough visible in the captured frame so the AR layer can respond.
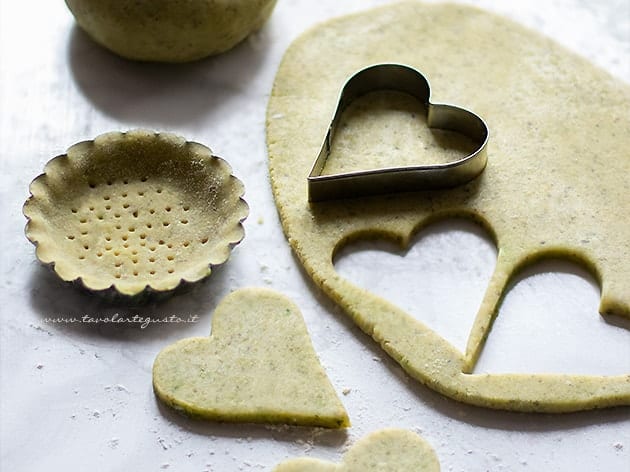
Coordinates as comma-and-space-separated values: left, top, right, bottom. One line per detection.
65, 0, 278, 62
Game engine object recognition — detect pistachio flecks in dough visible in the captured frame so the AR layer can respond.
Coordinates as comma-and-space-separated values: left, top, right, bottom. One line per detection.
153, 288, 350, 428
23, 130, 248, 300
273, 428, 440, 472
266, 2, 630, 412
65, 0, 278, 62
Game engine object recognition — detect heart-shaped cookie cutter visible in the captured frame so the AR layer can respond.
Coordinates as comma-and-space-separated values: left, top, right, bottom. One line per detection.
308, 64, 489, 202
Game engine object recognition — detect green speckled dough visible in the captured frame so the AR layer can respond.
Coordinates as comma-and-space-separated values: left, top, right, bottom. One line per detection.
273, 429, 440, 472
266, 2, 630, 411
23, 130, 248, 298
153, 288, 349, 427
65, 0, 277, 62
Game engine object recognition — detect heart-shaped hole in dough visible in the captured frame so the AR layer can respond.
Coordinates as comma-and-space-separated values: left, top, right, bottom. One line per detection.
475, 259, 630, 376
335, 218, 496, 354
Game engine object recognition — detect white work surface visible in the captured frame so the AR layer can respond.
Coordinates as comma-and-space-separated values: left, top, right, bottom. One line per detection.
1, 1, 629, 471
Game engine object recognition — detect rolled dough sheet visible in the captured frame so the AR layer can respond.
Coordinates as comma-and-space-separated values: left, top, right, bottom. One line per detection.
266, 1, 630, 411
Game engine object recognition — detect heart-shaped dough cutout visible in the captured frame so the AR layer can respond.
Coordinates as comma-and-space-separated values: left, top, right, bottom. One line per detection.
273, 428, 440, 472
153, 288, 349, 428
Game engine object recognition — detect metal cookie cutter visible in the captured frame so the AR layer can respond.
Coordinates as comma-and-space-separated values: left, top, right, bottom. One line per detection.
308, 64, 489, 202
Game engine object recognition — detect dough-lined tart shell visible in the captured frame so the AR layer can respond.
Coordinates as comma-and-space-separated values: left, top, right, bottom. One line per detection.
24, 130, 248, 301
